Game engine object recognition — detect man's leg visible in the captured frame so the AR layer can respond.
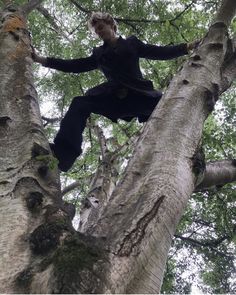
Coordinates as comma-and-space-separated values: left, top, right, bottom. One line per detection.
51, 96, 92, 172
52, 93, 122, 172
51, 90, 161, 172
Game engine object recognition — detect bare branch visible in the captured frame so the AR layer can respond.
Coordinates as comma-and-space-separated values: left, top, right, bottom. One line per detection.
172, 0, 197, 22
42, 116, 60, 127
196, 159, 236, 191
175, 233, 231, 248
68, 0, 91, 14
21, 0, 44, 15
174, 234, 235, 259
67, 0, 195, 32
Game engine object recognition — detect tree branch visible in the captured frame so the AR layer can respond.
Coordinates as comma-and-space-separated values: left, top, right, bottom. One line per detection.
196, 159, 236, 191
174, 233, 231, 248
174, 233, 235, 260
62, 180, 81, 196
21, 0, 44, 15
68, 0, 91, 14
42, 116, 60, 127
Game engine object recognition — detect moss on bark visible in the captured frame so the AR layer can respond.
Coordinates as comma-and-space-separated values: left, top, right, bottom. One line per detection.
52, 234, 108, 293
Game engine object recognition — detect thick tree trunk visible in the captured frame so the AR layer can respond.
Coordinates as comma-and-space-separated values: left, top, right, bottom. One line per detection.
77, 2, 236, 293
0, 0, 235, 294
0, 4, 70, 293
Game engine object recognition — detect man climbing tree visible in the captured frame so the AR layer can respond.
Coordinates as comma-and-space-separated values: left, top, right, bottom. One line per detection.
32, 12, 198, 171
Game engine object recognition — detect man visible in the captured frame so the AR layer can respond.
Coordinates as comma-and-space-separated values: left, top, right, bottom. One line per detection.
33, 12, 198, 172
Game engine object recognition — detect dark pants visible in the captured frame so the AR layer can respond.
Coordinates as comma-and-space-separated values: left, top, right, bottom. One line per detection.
52, 89, 161, 171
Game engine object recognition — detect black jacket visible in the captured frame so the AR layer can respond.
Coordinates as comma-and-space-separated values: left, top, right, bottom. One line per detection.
45, 35, 188, 97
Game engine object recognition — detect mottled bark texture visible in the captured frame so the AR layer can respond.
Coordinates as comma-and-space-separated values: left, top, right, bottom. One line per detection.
79, 125, 118, 233
0, 4, 73, 293
0, 0, 236, 294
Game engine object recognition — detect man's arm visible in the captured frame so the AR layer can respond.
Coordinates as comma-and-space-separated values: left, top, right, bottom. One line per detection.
32, 49, 98, 73
130, 36, 198, 60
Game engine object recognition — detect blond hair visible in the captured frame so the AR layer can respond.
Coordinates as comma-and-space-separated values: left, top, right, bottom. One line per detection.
88, 12, 118, 33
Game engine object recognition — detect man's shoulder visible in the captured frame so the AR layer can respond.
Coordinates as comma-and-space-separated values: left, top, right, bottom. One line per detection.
125, 35, 143, 47
126, 35, 138, 40
92, 44, 104, 57
123, 35, 140, 43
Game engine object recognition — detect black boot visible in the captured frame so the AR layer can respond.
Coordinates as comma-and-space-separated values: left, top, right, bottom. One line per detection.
50, 143, 81, 172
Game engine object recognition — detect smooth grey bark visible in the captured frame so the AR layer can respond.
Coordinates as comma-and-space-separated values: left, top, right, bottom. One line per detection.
196, 160, 236, 191
0, 0, 236, 294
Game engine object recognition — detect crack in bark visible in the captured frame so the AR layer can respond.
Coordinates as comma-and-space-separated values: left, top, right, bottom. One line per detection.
117, 196, 165, 256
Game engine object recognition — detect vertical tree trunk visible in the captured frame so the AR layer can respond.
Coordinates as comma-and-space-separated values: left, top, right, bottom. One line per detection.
0, 4, 63, 293
80, 8, 236, 294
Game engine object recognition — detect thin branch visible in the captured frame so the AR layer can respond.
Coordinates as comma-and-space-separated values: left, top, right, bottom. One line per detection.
172, 0, 197, 22
42, 116, 60, 126
68, 0, 91, 14
94, 125, 108, 161
175, 233, 230, 248
174, 234, 235, 259
67, 0, 195, 33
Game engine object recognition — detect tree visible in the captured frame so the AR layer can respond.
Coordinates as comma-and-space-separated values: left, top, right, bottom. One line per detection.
0, 0, 235, 293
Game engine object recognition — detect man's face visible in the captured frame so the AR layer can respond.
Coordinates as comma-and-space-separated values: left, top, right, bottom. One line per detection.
93, 20, 115, 41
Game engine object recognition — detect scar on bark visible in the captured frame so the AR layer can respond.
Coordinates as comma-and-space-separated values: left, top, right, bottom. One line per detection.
204, 83, 219, 112
26, 191, 44, 211
192, 145, 206, 186
52, 234, 108, 294
29, 202, 76, 254
15, 268, 33, 292
31, 142, 58, 175
117, 195, 165, 256
0, 116, 12, 126
29, 222, 66, 254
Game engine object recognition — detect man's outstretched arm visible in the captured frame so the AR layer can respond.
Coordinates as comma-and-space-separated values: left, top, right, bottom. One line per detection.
32, 48, 98, 73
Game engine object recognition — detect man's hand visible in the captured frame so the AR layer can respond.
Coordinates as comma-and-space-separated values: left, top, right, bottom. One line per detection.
31, 46, 47, 65
187, 40, 201, 51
